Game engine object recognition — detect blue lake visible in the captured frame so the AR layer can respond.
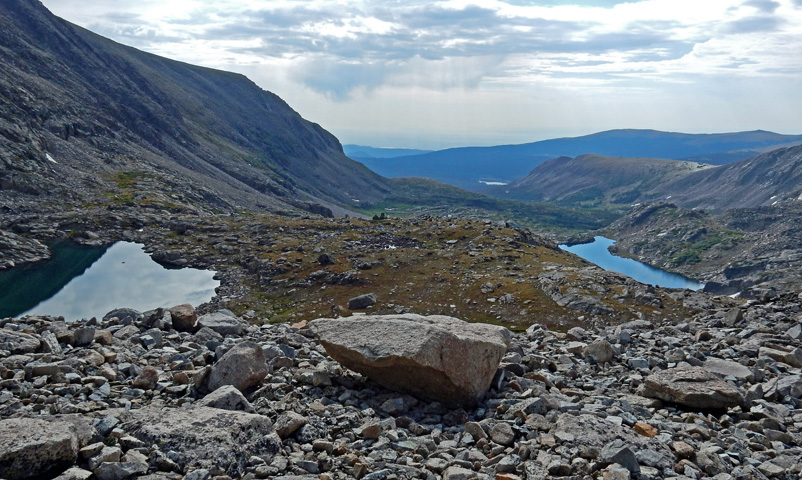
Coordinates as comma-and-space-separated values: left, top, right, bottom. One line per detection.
560, 236, 704, 290
0, 242, 219, 321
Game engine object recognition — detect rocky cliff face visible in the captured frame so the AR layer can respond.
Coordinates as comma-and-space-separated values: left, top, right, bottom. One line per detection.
0, 0, 390, 216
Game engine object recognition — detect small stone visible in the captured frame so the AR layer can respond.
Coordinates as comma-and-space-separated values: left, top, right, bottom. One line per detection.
169, 304, 198, 332
132, 366, 159, 390
274, 412, 307, 439
585, 339, 615, 364
196, 384, 255, 412
671, 441, 694, 459
73, 327, 95, 347
601, 439, 639, 474
633, 422, 658, 438
490, 422, 515, 447
93, 462, 148, 480
359, 421, 382, 440
205, 341, 269, 392
348, 293, 378, 310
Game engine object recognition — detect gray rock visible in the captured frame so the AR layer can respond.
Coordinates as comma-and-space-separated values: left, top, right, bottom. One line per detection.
131, 366, 159, 390
585, 339, 615, 363
120, 406, 280, 475
274, 411, 307, 439
775, 374, 802, 398
197, 310, 248, 336
102, 308, 141, 324
196, 384, 255, 412
169, 304, 198, 332
759, 344, 802, 368
206, 341, 269, 392
347, 293, 378, 310
490, 422, 515, 446
310, 313, 512, 406
73, 327, 95, 347
703, 357, 753, 381
93, 462, 147, 480
53, 467, 93, 480
0, 330, 40, 354
0, 417, 92, 479
640, 366, 743, 409
601, 440, 639, 474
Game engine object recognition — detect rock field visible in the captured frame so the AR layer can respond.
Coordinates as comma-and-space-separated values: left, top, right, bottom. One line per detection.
1, 290, 801, 480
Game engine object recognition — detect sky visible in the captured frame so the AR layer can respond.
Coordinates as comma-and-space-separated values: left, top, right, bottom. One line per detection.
40, 0, 802, 150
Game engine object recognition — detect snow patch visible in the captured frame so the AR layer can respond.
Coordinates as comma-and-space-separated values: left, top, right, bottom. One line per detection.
478, 181, 508, 186
45, 153, 57, 164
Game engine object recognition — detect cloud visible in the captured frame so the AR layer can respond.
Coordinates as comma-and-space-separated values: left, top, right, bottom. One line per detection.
725, 15, 784, 33
743, 0, 781, 12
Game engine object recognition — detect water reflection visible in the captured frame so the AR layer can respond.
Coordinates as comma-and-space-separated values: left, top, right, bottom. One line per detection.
1, 242, 218, 321
560, 236, 704, 291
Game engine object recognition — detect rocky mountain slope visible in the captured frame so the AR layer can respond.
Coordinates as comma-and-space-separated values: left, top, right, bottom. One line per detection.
357, 130, 802, 192
648, 145, 802, 210
0, 0, 392, 216
602, 203, 802, 296
494, 155, 712, 207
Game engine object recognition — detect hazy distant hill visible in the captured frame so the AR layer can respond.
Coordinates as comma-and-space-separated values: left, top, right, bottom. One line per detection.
648, 144, 802, 210
495, 154, 713, 206
358, 129, 802, 191
343, 145, 433, 159
0, 0, 391, 215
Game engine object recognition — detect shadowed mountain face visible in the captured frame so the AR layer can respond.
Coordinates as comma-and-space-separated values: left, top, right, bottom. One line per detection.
357, 129, 802, 192
0, 0, 391, 215
494, 154, 713, 206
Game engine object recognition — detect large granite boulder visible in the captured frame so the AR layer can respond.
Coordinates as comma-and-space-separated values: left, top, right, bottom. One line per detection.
205, 341, 269, 392
0, 416, 94, 479
640, 366, 743, 409
309, 314, 512, 406
197, 310, 248, 336
120, 406, 280, 475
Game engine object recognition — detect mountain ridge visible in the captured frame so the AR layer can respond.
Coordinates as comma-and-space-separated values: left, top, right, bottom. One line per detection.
356, 129, 802, 191
0, 0, 392, 215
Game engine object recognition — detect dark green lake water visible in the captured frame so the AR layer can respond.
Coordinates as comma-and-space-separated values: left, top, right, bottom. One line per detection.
560, 236, 704, 290
0, 242, 219, 321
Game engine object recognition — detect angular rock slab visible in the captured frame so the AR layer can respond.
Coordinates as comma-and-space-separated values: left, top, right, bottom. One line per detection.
641, 366, 743, 409
205, 340, 269, 392
310, 314, 512, 406
0, 416, 93, 480
120, 406, 280, 475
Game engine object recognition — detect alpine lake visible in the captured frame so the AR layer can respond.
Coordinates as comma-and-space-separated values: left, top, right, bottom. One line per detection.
0, 241, 219, 321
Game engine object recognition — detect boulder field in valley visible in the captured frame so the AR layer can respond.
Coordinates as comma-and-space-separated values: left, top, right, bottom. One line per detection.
0, 294, 800, 479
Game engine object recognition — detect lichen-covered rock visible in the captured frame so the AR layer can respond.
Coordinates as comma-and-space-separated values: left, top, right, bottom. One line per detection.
640, 366, 743, 409
310, 314, 512, 406
120, 406, 280, 475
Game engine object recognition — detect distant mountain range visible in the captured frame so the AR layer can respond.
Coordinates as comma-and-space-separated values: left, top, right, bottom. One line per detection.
0, 0, 392, 215
353, 129, 802, 191
343, 145, 432, 159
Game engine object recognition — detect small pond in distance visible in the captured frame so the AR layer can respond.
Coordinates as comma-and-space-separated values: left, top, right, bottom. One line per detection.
0, 242, 219, 321
560, 236, 704, 291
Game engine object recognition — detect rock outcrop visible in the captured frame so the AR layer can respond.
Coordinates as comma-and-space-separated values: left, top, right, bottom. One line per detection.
310, 314, 512, 406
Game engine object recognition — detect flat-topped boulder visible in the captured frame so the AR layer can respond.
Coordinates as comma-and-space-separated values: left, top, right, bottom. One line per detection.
309, 314, 512, 406
640, 366, 743, 409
